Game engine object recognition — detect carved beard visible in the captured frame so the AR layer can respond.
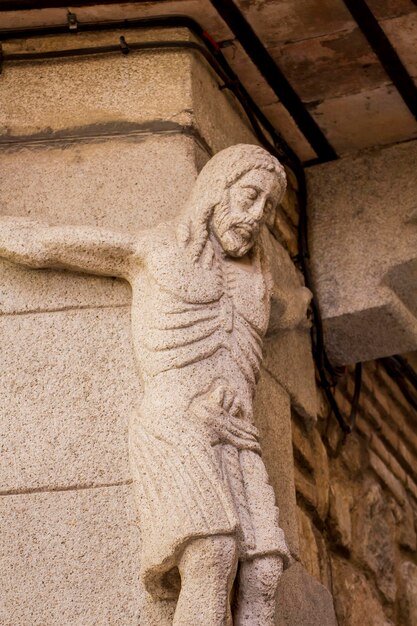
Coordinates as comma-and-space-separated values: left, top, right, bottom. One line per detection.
213, 197, 259, 257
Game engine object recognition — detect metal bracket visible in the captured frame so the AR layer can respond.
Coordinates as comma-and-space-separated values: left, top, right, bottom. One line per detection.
119, 36, 130, 55
67, 12, 78, 32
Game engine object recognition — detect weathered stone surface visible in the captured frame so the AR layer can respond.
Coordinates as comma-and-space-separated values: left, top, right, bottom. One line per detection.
0, 485, 146, 626
235, 0, 354, 46
0, 259, 130, 315
0, 135, 202, 232
255, 370, 299, 557
296, 507, 320, 581
331, 556, 394, 626
1, 29, 194, 139
383, 12, 417, 78
263, 101, 317, 162
190, 54, 256, 153
264, 234, 316, 421
398, 561, 417, 626
310, 427, 330, 520
352, 481, 397, 603
275, 562, 338, 626
307, 139, 417, 364
329, 481, 353, 550
1, 28, 256, 155
0, 307, 139, 492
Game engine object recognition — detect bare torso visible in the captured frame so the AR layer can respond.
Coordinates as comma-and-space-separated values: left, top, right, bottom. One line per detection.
128, 226, 271, 425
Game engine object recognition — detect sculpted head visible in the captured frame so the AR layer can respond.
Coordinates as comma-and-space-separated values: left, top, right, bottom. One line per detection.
182, 144, 287, 261
211, 167, 283, 257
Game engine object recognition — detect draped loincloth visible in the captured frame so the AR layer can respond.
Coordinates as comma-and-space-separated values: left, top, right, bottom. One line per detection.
129, 408, 292, 600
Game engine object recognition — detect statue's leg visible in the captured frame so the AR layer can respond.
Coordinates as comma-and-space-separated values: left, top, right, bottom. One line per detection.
173, 535, 237, 626
234, 555, 283, 626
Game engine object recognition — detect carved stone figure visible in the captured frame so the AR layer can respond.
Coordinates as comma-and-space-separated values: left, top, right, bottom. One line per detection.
0, 144, 310, 625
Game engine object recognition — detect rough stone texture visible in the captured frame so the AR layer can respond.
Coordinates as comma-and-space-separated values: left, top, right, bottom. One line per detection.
0, 259, 131, 315
307, 139, 417, 364
0, 135, 203, 232
0, 485, 144, 626
328, 481, 353, 550
352, 481, 397, 603
1, 28, 255, 154
264, 233, 317, 422
296, 507, 321, 581
0, 307, 139, 492
331, 557, 395, 626
254, 370, 299, 557
3, 0, 417, 163
294, 358, 417, 626
1, 29, 194, 139
398, 561, 417, 626
275, 562, 338, 626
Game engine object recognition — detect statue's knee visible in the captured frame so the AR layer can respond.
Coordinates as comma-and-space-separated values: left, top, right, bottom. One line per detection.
180, 535, 237, 579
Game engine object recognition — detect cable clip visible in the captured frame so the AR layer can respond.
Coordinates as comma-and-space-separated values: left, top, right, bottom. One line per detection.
119, 36, 130, 55
219, 79, 239, 92
67, 12, 78, 31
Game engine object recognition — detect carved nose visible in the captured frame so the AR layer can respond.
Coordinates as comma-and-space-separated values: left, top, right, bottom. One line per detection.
251, 201, 264, 220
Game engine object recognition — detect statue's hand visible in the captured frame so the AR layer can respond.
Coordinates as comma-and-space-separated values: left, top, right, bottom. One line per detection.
189, 383, 260, 451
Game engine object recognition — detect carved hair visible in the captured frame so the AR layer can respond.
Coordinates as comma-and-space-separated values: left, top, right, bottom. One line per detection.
178, 144, 287, 263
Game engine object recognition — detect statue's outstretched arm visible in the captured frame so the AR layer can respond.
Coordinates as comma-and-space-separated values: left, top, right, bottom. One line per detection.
0, 216, 138, 278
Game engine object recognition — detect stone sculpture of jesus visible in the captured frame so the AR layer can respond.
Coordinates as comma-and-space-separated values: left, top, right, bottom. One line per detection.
0, 144, 301, 625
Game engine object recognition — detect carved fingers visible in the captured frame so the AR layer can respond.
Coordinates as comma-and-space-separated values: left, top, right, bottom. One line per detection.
189, 383, 260, 451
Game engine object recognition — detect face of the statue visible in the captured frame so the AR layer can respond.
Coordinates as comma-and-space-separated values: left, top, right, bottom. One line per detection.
211, 168, 282, 257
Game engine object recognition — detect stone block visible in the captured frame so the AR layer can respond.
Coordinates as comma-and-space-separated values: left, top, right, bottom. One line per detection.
307, 139, 417, 364
0, 135, 200, 232
271, 27, 387, 105
275, 562, 338, 626
351, 481, 397, 603
331, 556, 394, 626
235, 0, 354, 47
398, 561, 417, 626
1, 28, 194, 139
0, 259, 131, 315
382, 13, 417, 77
0, 307, 140, 492
329, 481, 353, 550
190, 54, 256, 153
254, 370, 299, 557
369, 450, 407, 506
264, 234, 317, 421
1, 28, 257, 155
0, 484, 151, 626
296, 507, 320, 581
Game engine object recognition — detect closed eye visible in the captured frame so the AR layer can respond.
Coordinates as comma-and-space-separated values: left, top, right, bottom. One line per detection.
242, 186, 259, 200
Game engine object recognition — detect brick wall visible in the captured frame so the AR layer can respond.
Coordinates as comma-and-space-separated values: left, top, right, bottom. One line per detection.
294, 362, 417, 626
